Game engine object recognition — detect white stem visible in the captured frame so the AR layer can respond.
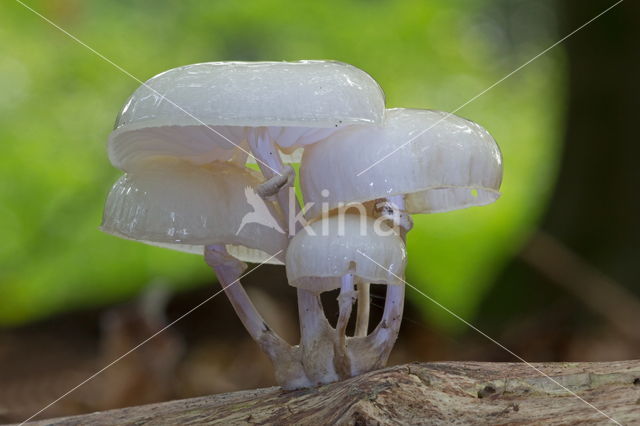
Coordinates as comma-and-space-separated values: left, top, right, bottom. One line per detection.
248, 128, 300, 233
336, 274, 355, 338
297, 288, 330, 346
346, 282, 405, 376
332, 274, 356, 378
248, 129, 283, 178
205, 245, 289, 359
366, 194, 408, 364
355, 281, 370, 337
247, 129, 336, 384
370, 284, 404, 350
297, 288, 339, 383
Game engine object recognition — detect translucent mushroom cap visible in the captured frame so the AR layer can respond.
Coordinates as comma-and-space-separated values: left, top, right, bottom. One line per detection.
109, 61, 385, 170
101, 158, 288, 264
301, 108, 503, 218
286, 214, 406, 292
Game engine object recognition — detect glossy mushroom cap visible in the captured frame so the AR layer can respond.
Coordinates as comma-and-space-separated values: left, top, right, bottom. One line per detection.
286, 214, 406, 292
301, 108, 502, 218
109, 61, 385, 170
101, 158, 288, 264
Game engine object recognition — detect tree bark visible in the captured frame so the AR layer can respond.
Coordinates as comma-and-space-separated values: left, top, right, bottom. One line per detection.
26, 360, 640, 425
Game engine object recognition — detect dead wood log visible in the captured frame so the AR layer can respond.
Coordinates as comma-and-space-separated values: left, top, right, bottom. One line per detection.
26, 360, 640, 425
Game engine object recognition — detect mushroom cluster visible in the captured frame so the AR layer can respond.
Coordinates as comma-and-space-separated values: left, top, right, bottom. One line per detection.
101, 60, 502, 389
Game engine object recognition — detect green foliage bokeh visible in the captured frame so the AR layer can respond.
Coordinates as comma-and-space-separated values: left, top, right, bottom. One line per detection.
0, 0, 561, 327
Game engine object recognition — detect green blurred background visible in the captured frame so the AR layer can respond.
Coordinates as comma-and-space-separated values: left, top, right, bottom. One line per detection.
0, 0, 560, 325
1, 0, 638, 421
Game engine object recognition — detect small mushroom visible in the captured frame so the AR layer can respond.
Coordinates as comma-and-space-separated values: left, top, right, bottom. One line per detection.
285, 213, 406, 379
301, 108, 502, 218
299, 108, 503, 365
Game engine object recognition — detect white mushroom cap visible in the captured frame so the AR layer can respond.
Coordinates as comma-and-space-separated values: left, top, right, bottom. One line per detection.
109, 61, 385, 170
286, 214, 406, 292
301, 108, 502, 218
101, 158, 288, 264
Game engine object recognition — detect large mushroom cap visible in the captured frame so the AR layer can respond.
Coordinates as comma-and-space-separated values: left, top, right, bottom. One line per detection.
109, 61, 385, 170
301, 108, 503, 218
101, 158, 288, 264
286, 214, 406, 293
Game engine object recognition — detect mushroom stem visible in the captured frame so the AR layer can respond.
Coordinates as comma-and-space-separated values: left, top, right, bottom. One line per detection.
247, 130, 337, 384
367, 194, 409, 363
369, 284, 405, 363
336, 273, 356, 339
204, 245, 290, 359
207, 247, 315, 390
248, 128, 300, 233
355, 281, 370, 337
297, 288, 339, 384
333, 273, 356, 378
